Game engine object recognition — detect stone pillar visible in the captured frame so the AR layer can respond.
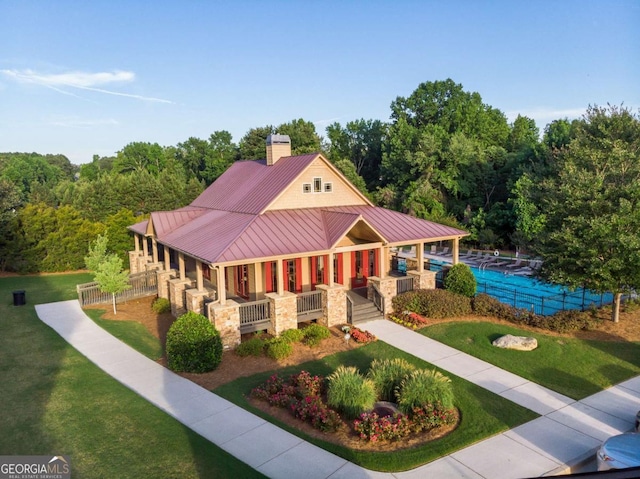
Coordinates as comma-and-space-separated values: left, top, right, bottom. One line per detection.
408, 270, 437, 290
266, 292, 297, 336
185, 288, 211, 315
169, 278, 195, 316
367, 276, 396, 316
315, 284, 346, 327
128, 251, 143, 274
209, 300, 241, 349
146, 262, 163, 272
156, 269, 176, 299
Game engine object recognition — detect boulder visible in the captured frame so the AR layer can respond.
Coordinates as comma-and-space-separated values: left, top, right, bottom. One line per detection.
492, 334, 538, 351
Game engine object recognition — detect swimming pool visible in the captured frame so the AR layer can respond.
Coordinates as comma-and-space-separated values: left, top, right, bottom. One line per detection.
430, 261, 613, 316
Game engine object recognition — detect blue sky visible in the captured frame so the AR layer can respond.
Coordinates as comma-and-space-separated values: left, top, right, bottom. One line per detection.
1, 0, 638, 164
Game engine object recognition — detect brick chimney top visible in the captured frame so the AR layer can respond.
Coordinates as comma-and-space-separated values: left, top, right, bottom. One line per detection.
266, 134, 291, 165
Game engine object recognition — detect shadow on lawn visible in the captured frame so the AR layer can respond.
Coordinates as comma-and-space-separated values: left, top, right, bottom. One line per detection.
0, 274, 90, 455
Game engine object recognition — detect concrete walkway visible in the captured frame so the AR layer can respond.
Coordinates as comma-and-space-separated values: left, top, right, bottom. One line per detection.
36, 301, 640, 479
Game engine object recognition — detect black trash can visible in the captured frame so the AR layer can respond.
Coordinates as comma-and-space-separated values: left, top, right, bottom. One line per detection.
13, 290, 26, 306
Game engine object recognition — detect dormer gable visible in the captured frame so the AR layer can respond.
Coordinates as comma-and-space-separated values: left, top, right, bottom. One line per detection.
265, 154, 371, 212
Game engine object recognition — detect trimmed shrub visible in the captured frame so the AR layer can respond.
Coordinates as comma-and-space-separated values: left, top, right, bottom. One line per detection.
367, 358, 416, 402
303, 323, 331, 347
472, 294, 597, 333
472, 293, 514, 319
443, 263, 476, 297
166, 311, 222, 373
327, 366, 377, 420
151, 297, 171, 314
235, 336, 265, 357
392, 289, 472, 319
280, 328, 305, 344
265, 337, 293, 360
396, 369, 454, 415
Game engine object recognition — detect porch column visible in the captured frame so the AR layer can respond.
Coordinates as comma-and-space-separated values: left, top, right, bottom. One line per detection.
276, 258, 284, 295
134, 234, 140, 253
378, 245, 386, 278
196, 260, 204, 291
164, 245, 171, 271
151, 238, 158, 263
217, 266, 227, 304
328, 253, 335, 287
452, 238, 460, 265
416, 242, 424, 272
179, 252, 185, 280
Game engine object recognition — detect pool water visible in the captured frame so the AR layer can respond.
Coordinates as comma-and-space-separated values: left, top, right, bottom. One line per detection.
431, 261, 613, 316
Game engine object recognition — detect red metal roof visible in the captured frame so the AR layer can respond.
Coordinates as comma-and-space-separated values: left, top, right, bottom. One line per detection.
129, 153, 468, 264
190, 154, 319, 214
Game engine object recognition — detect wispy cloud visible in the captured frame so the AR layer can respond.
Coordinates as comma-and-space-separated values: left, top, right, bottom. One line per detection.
505, 107, 587, 126
313, 117, 343, 129
1, 68, 172, 104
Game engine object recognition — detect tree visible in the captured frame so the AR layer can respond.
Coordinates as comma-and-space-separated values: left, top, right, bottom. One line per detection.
507, 115, 539, 153
85, 233, 109, 272
326, 119, 386, 190
202, 131, 238, 183
331, 158, 370, 197
93, 254, 131, 315
389, 78, 509, 148
113, 142, 167, 175
525, 105, 640, 322
239, 126, 275, 160
277, 119, 322, 155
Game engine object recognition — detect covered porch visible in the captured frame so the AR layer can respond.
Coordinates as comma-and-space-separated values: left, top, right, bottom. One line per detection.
128, 231, 462, 349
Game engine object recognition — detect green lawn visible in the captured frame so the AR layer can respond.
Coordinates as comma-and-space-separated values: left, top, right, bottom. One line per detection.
213, 341, 538, 472
0, 273, 264, 479
420, 321, 640, 399
83, 308, 163, 360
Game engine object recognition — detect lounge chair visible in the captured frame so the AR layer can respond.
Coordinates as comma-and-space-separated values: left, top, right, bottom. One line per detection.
505, 259, 523, 270
436, 247, 449, 256
477, 253, 495, 265
512, 259, 542, 276
486, 259, 509, 269
459, 249, 474, 259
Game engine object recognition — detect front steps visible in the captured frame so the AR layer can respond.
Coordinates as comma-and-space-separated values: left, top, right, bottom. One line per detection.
347, 289, 384, 324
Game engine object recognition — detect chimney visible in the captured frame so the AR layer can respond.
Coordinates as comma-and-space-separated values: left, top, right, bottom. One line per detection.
266, 134, 291, 166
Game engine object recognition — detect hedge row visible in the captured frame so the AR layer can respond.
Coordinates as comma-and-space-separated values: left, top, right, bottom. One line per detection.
393, 290, 598, 333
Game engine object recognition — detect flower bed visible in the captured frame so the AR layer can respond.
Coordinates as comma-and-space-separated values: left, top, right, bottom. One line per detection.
389, 311, 429, 329
251, 369, 457, 443
251, 371, 342, 432
351, 327, 377, 343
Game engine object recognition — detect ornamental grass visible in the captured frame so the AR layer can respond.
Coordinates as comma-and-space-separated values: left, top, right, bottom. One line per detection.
326, 366, 377, 420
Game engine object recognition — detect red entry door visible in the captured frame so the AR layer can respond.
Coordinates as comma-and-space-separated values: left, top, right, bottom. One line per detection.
351, 249, 378, 288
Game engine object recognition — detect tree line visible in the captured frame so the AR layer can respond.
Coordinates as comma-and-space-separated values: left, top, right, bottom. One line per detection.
1, 79, 638, 321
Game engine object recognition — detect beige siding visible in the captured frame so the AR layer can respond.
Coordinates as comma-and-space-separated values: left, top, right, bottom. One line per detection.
268, 158, 368, 210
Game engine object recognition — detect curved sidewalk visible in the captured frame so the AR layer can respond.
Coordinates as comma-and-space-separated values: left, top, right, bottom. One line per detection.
36, 301, 640, 479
